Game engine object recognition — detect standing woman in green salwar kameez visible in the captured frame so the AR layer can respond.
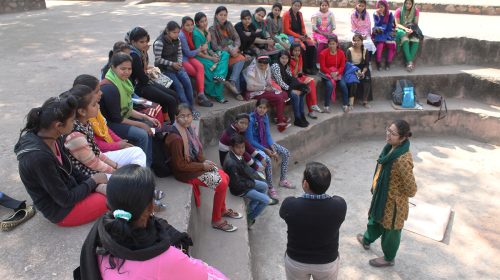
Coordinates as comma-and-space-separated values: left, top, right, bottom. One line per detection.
357, 119, 417, 267
193, 12, 230, 103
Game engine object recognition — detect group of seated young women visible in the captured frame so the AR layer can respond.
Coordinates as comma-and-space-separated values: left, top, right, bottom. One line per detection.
12, 1, 422, 278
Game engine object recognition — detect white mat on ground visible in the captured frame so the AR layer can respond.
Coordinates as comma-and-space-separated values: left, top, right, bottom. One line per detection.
403, 198, 452, 241
391, 101, 424, 111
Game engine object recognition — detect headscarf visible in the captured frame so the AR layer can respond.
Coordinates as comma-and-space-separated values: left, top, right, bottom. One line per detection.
104, 68, 134, 119
376, 0, 390, 24
400, 0, 416, 25
89, 111, 113, 143
368, 140, 410, 222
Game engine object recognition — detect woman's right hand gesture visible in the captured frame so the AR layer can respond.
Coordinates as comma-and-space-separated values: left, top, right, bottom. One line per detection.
91, 173, 108, 185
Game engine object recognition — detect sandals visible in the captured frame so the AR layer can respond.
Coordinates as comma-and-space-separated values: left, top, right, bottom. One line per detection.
212, 220, 237, 232
279, 179, 296, 189
235, 94, 244, 101
268, 187, 279, 200
369, 256, 395, 267
1, 205, 36, 232
357, 233, 370, 250
406, 62, 415, 72
222, 209, 243, 219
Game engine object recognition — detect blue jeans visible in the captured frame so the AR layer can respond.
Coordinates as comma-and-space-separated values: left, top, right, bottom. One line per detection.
229, 61, 245, 92
289, 92, 305, 119
165, 69, 194, 108
244, 180, 270, 220
322, 78, 349, 106
108, 122, 152, 167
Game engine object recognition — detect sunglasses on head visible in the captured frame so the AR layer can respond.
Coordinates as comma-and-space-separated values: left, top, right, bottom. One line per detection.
257, 59, 269, 64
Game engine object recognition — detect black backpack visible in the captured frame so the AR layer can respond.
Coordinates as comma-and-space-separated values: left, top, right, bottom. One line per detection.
151, 133, 171, 177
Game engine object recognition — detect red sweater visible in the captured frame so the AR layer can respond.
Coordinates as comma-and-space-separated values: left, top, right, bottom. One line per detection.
283, 10, 307, 38
319, 48, 346, 77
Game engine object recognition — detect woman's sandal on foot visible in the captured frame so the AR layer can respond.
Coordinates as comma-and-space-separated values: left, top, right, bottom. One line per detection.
222, 209, 243, 219
212, 220, 237, 232
369, 256, 395, 267
356, 233, 370, 250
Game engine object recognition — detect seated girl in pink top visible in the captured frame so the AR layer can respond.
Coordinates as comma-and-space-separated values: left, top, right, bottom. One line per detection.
77, 164, 228, 280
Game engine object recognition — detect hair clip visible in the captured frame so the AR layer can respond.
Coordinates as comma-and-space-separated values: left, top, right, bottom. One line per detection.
113, 209, 132, 221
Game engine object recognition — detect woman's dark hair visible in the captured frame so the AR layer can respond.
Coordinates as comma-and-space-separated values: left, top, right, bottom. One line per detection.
59, 85, 95, 116
194, 12, 207, 26
392, 119, 412, 138
255, 7, 266, 15
215, 6, 228, 16
20, 96, 77, 135
104, 165, 156, 270
240, 10, 252, 20
327, 35, 339, 47
358, 0, 367, 4
176, 103, 192, 115
230, 134, 246, 147
110, 52, 133, 68
269, 2, 282, 18
303, 162, 331, 194
289, 42, 301, 54
182, 16, 194, 27
73, 74, 99, 90
278, 50, 291, 65
129, 27, 150, 43
255, 98, 270, 108
235, 113, 249, 121
165, 21, 181, 33
356, 0, 367, 20
319, 0, 330, 7
103, 42, 130, 77
291, 0, 303, 7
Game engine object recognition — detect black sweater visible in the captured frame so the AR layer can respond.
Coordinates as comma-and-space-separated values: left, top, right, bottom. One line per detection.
99, 83, 124, 124
223, 151, 257, 196
234, 22, 257, 54
279, 195, 347, 264
14, 132, 97, 223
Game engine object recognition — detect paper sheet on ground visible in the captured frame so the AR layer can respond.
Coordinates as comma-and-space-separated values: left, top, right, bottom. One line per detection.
404, 198, 452, 241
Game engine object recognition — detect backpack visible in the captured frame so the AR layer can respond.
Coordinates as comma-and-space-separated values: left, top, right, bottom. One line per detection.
151, 133, 171, 178
392, 79, 414, 105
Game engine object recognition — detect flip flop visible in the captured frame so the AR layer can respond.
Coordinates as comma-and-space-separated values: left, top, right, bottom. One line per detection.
1, 205, 36, 232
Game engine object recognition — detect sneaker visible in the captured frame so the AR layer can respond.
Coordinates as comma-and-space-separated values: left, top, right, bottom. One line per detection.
323, 106, 331, 113
348, 105, 354, 111
212, 220, 237, 232
369, 257, 395, 267
311, 105, 323, 113
222, 209, 243, 219
308, 111, 318, 119
192, 110, 201, 120
301, 116, 309, 126
268, 187, 279, 200
279, 179, 296, 189
198, 95, 213, 107
342, 105, 349, 113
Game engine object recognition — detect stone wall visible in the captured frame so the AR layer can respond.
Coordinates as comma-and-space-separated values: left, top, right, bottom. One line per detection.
0, 0, 46, 14
139, 0, 500, 16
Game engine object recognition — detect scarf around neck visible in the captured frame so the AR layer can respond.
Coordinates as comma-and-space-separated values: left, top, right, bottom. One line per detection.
368, 140, 410, 222
89, 111, 113, 143
78, 214, 171, 280
105, 69, 134, 119
173, 122, 202, 162
252, 15, 267, 37
254, 111, 269, 148
401, 0, 416, 25
182, 30, 195, 50
213, 17, 234, 48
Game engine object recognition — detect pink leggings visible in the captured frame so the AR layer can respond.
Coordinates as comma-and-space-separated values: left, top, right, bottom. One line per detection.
376, 42, 396, 63
57, 193, 107, 227
183, 58, 205, 94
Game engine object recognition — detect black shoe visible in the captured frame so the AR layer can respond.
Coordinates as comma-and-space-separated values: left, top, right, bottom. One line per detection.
376, 62, 382, 71
385, 62, 391, 71
301, 116, 309, 126
294, 118, 307, 127
197, 95, 213, 107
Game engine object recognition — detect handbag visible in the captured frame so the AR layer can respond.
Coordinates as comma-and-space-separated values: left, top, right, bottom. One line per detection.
152, 72, 173, 89
427, 93, 447, 122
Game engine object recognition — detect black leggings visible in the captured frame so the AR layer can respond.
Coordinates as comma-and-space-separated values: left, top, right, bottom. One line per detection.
137, 83, 178, 122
